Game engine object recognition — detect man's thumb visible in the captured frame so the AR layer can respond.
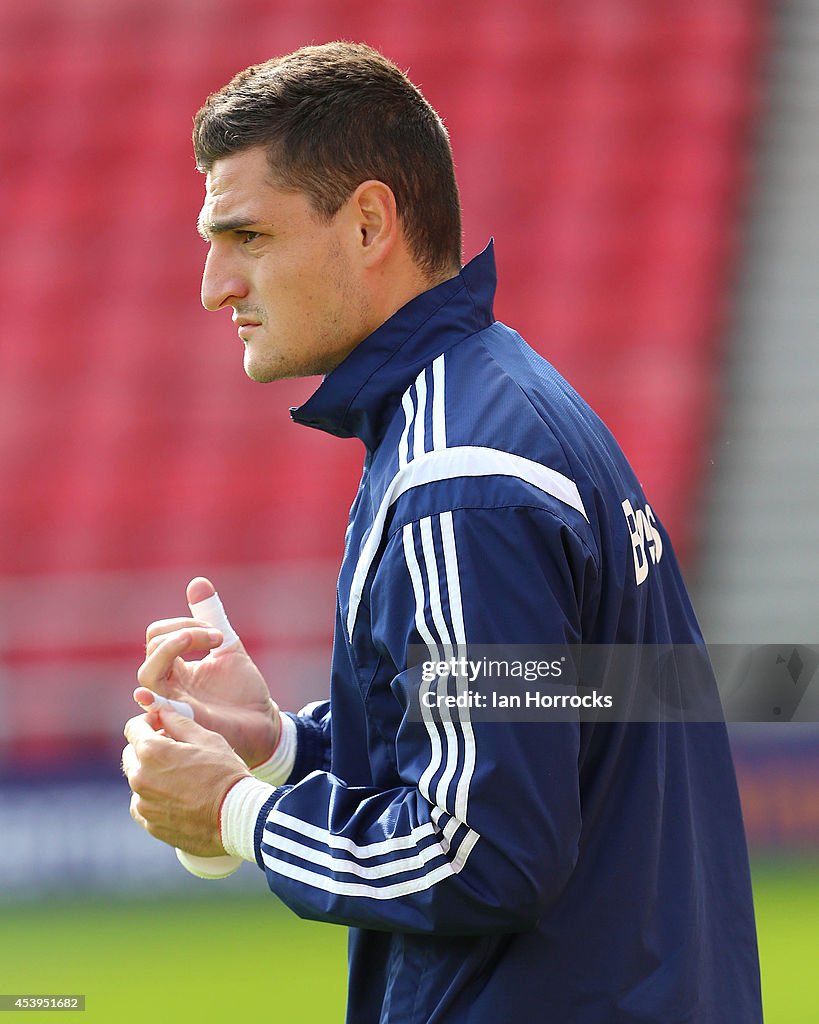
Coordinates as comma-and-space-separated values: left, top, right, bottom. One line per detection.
156, 705, 209, 740
187, 578, 240, 649
187, 576, 215, 606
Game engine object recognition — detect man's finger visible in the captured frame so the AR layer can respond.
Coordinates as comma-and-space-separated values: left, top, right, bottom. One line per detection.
154, 706, 219, 744
136, 630, 192, 691
129, 792, 150, 831
187, 582, 240, 649
121, 742, 139, 778
133, 687, 195, 719
124, 712, 163, 748
145, 626, 222, 659
146, 617, 218, 645
187, 576, 216, 606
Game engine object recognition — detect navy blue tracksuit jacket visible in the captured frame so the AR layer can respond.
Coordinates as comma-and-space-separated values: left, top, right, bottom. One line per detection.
251, 243, 762, 1023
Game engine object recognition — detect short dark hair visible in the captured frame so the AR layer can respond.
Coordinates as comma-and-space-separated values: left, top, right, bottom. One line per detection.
193, 42, 462, 278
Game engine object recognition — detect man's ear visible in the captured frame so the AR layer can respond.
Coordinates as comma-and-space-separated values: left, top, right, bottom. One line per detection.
348, 180, 398, 267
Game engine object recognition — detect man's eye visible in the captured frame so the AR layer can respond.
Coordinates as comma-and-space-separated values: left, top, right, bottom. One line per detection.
239, 231, 261, 244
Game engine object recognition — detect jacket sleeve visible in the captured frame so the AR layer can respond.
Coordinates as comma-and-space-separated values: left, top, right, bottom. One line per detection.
283, 701, 332, 782
253, 504, 598, 935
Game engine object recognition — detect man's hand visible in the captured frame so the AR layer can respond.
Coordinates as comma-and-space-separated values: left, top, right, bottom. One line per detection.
135, 576, 280, 767
123, 708, 250, 856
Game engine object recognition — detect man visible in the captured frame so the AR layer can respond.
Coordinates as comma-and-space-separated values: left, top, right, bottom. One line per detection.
123, 42, 762, 1023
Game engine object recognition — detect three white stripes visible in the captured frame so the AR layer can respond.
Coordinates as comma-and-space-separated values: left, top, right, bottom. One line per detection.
261, 355, 479, 898
401, 356, 447, 469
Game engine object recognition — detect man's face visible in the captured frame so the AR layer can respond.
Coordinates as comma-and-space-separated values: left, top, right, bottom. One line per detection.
199, 146, 368, 382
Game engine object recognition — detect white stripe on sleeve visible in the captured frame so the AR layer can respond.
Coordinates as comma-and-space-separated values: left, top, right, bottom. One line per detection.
432, 354, 447, 451
413, 367, 427, 461
257, 511, 480, 899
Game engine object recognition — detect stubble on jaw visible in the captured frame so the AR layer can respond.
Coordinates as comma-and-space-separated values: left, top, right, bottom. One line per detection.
244, 241, 372, 384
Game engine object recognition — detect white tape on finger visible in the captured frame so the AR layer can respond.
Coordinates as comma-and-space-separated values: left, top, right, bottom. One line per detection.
138, 691, 195, 719
189, 592, 240, 648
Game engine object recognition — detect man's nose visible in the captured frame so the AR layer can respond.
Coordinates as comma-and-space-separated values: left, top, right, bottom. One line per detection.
201, 248, 249, 311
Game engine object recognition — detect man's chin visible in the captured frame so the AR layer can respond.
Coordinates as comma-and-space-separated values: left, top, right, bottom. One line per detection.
244, 362, 277, 384
243, 348, 282, 384
243, 347, 336, 383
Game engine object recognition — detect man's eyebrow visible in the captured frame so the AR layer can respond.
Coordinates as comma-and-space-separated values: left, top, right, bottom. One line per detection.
196, 214, 259, 241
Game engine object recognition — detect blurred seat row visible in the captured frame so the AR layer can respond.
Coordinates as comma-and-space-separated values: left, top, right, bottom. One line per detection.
0, 0, 764, 764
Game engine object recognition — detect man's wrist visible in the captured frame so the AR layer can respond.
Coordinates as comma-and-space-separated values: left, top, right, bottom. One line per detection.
250, 711, 297, 785
220, 776, 277, 861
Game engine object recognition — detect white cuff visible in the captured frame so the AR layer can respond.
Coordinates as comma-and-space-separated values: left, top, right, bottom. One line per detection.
251, 712, 297, 786
220, 776, 277, 862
